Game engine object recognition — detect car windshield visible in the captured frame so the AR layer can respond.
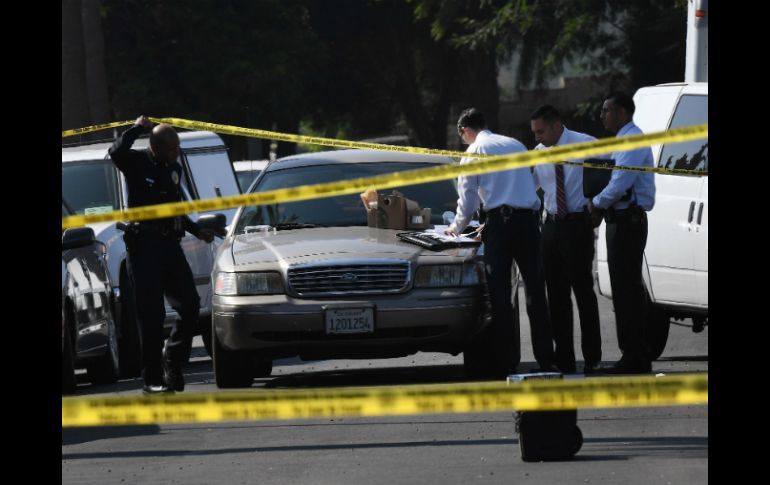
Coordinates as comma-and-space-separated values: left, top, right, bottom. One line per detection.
61, 160, 120, 215
234, 161, 458, 233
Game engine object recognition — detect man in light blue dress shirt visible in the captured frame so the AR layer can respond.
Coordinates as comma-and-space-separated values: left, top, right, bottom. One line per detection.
531, 105, 602, 374
588, 92, 656, 374
448, 108, 556, 377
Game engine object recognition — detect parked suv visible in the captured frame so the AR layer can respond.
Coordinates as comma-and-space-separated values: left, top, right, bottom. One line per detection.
596, 82, 708, 358
62, 130, 241, 376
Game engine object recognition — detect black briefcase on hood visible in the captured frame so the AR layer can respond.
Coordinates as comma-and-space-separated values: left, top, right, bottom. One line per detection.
582, 158, 615, 198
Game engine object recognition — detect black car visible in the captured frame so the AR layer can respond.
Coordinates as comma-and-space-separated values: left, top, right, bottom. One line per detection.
62, 200, 119, 393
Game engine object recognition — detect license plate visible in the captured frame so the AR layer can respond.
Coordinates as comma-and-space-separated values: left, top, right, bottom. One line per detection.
325, 307, 374, 334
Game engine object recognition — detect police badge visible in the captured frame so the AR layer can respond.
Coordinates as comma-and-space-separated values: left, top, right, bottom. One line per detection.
171, 171, 180, 185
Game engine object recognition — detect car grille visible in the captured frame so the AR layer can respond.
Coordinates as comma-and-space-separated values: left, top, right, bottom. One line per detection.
288, 262, 410, 296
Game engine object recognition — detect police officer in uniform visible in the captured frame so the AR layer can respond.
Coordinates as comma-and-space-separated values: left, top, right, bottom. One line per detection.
588, 92, 656, 374
109, 116, 215, 393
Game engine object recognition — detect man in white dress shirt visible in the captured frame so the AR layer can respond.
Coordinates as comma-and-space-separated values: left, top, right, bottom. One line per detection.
447, 107, 556, 376
588, 92, 656, 374
531, 105, 602, 374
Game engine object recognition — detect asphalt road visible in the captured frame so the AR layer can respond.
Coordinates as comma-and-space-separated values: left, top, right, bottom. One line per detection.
62, 287, 708, 485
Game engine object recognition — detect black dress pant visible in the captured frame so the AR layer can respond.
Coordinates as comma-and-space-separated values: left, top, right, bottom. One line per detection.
483, 208, 555, 371
541, 215, 602, 372
606, 212, 649, 364
127, 234, 200, 386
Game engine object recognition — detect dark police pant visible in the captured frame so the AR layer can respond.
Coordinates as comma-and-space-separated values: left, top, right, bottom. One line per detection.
605, 210, 649, 363
541, 214, 601, 372
126, 234, 200, 386
483, 207, 555, 371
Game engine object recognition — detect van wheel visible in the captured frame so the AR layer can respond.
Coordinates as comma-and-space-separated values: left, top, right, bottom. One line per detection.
62, 316, 76, 394
87, 315, 120, 385
213, 331, 253, 388
645, 287, 670, 360
118, 274, 141, 378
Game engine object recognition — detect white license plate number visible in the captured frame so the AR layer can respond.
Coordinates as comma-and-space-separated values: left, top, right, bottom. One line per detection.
325, 308, 374, 334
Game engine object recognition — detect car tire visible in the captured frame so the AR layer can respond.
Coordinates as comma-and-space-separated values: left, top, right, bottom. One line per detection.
62, 314, 76, 395
213, 330, 254, 388
464, 286, 521, 378
87, 314, 120, 385
644, 286, 671, 361
253, 356, 273, 378
118, 272, 142, 378
200, 317, 213, 358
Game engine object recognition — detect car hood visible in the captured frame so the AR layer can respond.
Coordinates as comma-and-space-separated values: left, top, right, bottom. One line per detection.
228, 226, 478, 269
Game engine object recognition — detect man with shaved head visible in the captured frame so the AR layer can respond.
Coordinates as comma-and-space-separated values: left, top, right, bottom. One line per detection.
109, 115, 215, 394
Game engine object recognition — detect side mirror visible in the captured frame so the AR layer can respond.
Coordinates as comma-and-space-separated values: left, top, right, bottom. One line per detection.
197, 213, 227, 237
62, 227, 96, 250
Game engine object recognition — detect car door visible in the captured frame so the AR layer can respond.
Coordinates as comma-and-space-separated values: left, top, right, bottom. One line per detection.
181, 148, 240, 224
694, 174, 708, 305
644, 93, 708, 306
176, 183, 216, 312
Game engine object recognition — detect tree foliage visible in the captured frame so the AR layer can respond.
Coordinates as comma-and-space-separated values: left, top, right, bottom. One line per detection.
413, 0, 688, 91
75, 0, 689, 155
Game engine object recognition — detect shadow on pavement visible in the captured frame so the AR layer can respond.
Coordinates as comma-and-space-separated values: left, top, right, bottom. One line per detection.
62, 425, 161, 446
61, 435, 706, 460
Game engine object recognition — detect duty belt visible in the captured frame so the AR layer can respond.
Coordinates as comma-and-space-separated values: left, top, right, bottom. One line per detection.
605, 206, 646, 224
486, 205, 536, 223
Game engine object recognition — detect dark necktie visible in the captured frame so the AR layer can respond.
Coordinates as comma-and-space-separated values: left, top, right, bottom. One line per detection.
555, 163, 567, 218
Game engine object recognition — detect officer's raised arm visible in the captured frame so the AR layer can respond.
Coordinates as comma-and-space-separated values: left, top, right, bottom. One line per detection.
108, 115, 153, 173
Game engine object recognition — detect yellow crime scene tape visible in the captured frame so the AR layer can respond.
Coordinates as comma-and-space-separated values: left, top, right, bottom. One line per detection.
62, 373, 707, 427
61, 123, 707, 229
63, 116, 708, 177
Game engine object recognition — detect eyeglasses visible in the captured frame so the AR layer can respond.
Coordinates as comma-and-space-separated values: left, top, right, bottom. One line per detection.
457, 126, 465, 137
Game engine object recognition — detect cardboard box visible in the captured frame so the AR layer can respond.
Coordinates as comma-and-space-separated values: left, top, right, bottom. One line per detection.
406, 207, 431, 229
366, 190, 419, 230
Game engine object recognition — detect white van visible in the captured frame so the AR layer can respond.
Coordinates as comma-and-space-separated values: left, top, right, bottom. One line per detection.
62, 130, 241, 375
596, 82, 708, 358
232, 159, 269, 193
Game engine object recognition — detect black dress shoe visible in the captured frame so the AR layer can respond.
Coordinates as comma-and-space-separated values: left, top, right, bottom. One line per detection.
583, 362, 602, 374
602, 358, 652, 375
532, 364, 561, 374
142, 384, 174, 395
162, 357, 185, 392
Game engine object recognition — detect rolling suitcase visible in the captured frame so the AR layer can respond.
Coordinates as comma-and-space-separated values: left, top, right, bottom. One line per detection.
508, 373, 583, 462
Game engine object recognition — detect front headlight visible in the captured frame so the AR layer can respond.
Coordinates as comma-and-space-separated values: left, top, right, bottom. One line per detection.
215, 272, 284, 295
414, 263, 484, 288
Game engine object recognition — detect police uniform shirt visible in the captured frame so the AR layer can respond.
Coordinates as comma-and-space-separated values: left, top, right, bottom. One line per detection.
109, 124, 195, 234
451, 129, 540, 233
532, 127, 598, 215
591, 121, 656, 211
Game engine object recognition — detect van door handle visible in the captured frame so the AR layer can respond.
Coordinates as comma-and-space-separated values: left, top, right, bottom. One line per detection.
688, 201, 695, 223
697, 202, 704, 225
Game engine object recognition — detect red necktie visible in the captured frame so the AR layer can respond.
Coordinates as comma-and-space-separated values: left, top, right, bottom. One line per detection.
555, 163, 567, 218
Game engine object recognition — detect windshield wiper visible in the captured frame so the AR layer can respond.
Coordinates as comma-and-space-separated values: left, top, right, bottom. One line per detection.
271, 223, 323, 230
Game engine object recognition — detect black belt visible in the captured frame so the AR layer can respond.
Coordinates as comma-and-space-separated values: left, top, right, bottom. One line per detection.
545, 211, 586, 222
605, 206, 646, 223
485, 205, 536, 216
131, 222, 181, 239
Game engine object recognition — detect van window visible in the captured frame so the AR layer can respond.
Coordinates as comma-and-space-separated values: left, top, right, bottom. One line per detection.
658, 94, 708, 172
62, 160, 120, 215
183, 150, 240, 200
